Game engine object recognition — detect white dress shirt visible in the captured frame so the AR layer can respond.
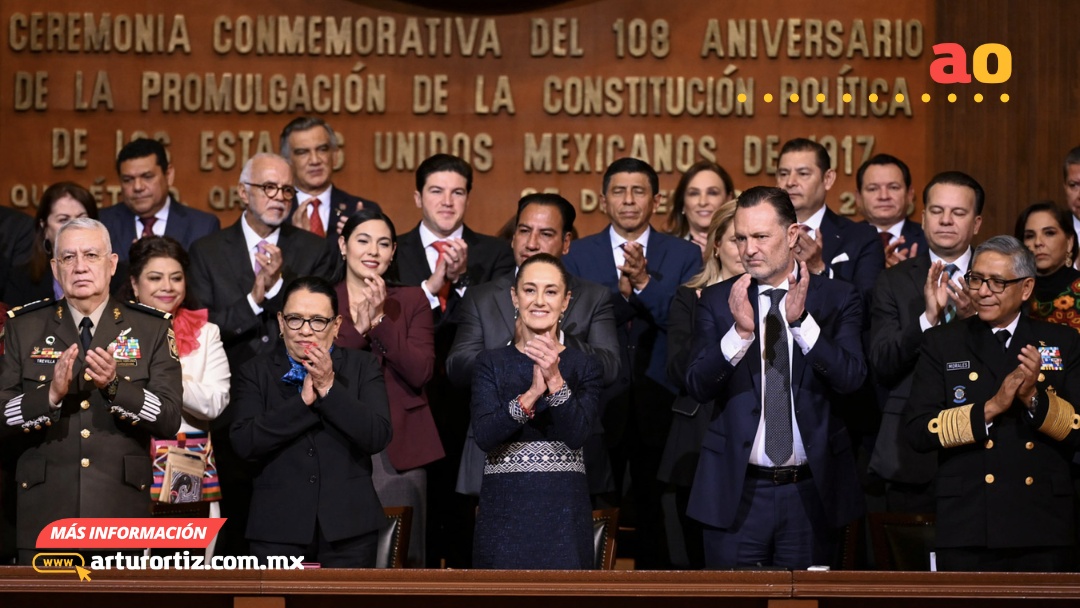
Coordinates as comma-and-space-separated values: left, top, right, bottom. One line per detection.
135, 197, 171, 237
294, 187, 332, 230
918, 247, 973, 332
418, 222, 467, 310
240, 214, 283, 315
719, 278, 822, 466
608, 225, 651, 295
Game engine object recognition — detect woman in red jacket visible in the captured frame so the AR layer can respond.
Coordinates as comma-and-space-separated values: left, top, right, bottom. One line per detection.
335, 208, 444, 567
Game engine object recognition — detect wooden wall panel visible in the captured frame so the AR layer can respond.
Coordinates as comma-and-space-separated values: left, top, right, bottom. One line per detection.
932, 0, 1080, 241
1, 0, 932, 236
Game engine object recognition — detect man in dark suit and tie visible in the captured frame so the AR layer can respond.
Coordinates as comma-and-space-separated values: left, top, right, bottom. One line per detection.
396, 153, 515, 327
188, 153, 336, 365
280, 116, 381, 242
778, 138, 886, 466
904, 235, 1080, 572
685, 186, 866, 569
101, 138, 220, 261
447, 193, 620, 496
856, 154, 928, 268
394, 153, 514, 567
187, 152, 335, 556
563, 157, 702, 569
777, 138, 885, 305
869, 171, 984, 512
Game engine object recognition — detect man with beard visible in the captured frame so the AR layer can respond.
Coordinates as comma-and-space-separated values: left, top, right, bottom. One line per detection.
187, 153, 335, 556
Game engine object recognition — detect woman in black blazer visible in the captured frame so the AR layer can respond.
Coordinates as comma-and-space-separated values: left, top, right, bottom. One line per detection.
230, 276, 392, 567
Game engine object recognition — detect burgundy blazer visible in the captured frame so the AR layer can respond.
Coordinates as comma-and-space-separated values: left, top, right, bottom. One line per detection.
335, 283, 444, 470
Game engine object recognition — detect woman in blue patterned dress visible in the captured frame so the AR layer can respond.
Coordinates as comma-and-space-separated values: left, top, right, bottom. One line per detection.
471, 253, 602, 569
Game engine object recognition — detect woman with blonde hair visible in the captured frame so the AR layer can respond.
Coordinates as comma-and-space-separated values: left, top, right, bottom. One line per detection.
661, 199, 743, 568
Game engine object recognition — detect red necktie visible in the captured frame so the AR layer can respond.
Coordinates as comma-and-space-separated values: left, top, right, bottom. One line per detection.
879, 231, 892, 248
431, 241, 451, 311
308, 199, 325, 237
141, 216, 157, 238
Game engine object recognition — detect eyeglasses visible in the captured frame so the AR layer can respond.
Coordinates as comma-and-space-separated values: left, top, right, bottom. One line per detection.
964, 272, 1030, 294
281, 314, 334, 332
243, 181, 297, 201
56, 251, 106, 267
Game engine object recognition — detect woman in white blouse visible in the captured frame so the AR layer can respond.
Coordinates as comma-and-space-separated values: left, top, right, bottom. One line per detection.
126, 235, 231, 555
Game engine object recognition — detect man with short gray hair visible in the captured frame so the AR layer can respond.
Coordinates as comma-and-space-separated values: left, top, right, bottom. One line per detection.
0, 218, 181, 563
189, 153, 336, 365
905, 235, 1080, 571
279, 116, 380, 241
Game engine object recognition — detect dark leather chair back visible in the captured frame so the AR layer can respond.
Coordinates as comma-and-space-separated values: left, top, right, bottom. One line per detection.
376, 506, 413, 569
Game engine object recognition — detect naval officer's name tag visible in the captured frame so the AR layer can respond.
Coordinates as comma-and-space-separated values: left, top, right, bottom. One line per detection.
946, 361, 970, 371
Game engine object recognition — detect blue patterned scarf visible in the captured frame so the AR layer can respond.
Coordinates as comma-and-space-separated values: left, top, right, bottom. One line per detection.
281, 347, 333, 391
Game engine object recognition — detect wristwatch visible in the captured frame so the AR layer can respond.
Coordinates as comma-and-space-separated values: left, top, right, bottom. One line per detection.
102, 375, 120, 402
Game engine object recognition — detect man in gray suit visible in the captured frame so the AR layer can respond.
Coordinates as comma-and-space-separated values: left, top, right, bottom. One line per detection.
448, 193, 620, 495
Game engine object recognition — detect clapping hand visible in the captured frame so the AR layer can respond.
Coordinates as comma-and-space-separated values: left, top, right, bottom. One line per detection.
300, 344, 335, 406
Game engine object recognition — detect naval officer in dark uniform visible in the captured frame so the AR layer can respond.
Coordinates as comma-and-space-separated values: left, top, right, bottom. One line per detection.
905, 235, 1080, 572
0, 217, 181, 563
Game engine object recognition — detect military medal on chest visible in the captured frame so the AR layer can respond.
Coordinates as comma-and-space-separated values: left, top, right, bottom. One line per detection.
110, 328, 142, 366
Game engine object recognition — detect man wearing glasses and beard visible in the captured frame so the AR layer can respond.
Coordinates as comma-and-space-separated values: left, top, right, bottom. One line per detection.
187, 153, 336, 557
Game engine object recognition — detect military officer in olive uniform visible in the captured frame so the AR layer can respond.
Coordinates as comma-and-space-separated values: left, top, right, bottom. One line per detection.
0, 218, 181, 563
905, 236, 1080, 572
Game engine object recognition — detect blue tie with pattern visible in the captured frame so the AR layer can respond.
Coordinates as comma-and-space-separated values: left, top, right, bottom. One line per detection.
943, 263, 960, 323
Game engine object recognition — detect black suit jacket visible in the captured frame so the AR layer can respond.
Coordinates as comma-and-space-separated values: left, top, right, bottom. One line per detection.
904, 315, 1080, 548
0, 207, 34, 303
868, 252, 937, 483
685, 274, 867, 529
394, 223, 515, 328
229, 346, 392, 544
820, 208, 886, 310
99, 199, 221, 261
289, 185, 381, 242
899, 219, 929, 257
187, 220, 336, 365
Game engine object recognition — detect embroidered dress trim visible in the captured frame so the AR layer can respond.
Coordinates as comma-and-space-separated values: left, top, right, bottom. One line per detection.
484, 440, 585, 475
